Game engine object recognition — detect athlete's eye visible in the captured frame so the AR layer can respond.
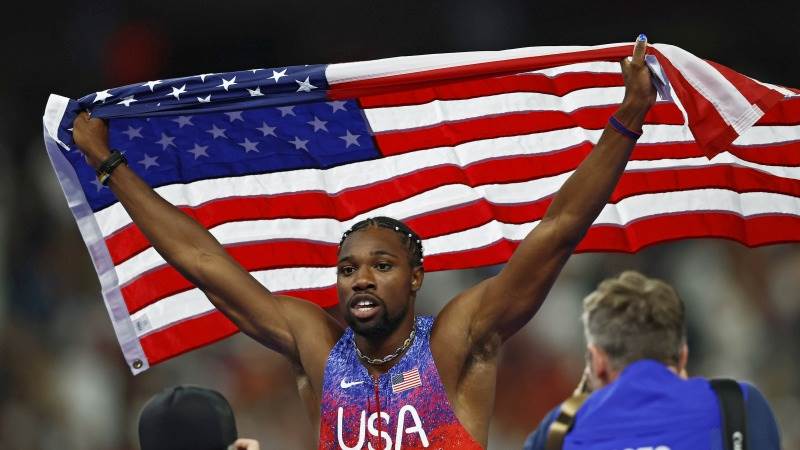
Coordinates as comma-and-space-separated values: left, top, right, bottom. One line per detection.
338, 266, 356, 276
375, 262, 392, 271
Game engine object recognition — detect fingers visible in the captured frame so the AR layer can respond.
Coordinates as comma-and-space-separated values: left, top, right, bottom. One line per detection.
75, 111, 88, 124
231, 438, 260, 450
632, 33, 647, 65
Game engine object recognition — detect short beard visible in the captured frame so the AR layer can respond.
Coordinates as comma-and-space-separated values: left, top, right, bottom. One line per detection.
346, 302, 408, 339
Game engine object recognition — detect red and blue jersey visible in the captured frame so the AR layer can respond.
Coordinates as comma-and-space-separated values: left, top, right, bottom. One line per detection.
319, 316, 482, 450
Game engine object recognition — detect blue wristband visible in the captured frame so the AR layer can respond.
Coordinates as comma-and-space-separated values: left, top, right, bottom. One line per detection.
608, 115, 642, 141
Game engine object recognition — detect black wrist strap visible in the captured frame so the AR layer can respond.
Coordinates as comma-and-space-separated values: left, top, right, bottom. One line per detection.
96, 150, 127, 185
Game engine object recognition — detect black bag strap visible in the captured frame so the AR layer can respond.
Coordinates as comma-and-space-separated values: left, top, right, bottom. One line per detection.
710, 378, 747, 450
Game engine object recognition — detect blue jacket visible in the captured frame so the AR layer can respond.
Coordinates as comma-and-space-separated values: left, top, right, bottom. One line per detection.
524, 360, 780, 450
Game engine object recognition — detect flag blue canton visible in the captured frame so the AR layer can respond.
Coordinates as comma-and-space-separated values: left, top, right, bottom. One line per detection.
60, 64, 381, 212
77, 65, 330, 117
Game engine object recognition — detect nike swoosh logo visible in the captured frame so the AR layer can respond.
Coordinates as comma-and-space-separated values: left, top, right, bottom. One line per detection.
340, 379, 365, 389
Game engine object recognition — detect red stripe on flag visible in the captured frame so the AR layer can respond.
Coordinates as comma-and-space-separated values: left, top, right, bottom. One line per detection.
649, 48, 784, 154
140, 310, 239, 365
373, 103, 684, 156
756, 96, 800, 126
137, 211, 800, 365
119, 164, 800, 311
358, 72, 625, 108
705, 60, 786, 114
139, 285, 340, 364
121, 242, 338, 313
106, 142, 800, 266
329, 46, 635, 100
424, 213, 800, 271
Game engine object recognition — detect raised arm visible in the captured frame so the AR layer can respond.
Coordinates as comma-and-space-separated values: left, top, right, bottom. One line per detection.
72, 114, 341, 366
436, 36, 657, 351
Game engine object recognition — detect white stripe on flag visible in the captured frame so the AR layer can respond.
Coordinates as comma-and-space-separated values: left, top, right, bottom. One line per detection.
326, 43, 630, 84
653, 44, 763, 133
93, 123, 800, 238
130, 266, 337, 337
364, 87, 627, 132
114, 188, 800, 289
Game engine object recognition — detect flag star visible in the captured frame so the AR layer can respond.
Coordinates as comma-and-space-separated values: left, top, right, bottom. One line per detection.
218, 76, 237, 91
90, 178, 106, 191
277, 106, 295, 117
142, 80, 162, 91
156, 133, 177, 150
295, 76, 318, 93
122, 126, 143, 140
93, 90, 113, 103
247, 86, 264, 97
328, 100, 347, 113
250, 68, 263, 74
257, 122, 276, 137
339, 130, 361, 148
225, 111, 244, 122
188, 144, 209, 159
139, 153, 159, 170
290, 136, 309, 151
268, 68, 287, 83
167, 84, 187, 100
173, 116, 194, 128
197, 94, 212, 103
117, 95, 137, 107
206, 124, 227, 139
198, 73, 215, 82
238, 138, 260, 153
307, 116, 328, 132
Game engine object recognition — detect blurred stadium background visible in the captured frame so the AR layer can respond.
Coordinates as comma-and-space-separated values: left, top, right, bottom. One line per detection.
2, 1, 799, 448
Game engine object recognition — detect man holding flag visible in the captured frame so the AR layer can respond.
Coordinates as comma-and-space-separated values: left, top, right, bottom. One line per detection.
70, 34, 655, 449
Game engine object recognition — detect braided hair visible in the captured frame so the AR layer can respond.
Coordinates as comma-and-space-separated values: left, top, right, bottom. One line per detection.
338, 217, 424, 267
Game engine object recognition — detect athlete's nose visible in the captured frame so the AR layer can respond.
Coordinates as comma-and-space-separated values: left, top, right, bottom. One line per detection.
352, 266, 376, 291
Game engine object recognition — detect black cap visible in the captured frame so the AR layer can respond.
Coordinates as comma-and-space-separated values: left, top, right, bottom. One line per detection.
138, 385, 238, 450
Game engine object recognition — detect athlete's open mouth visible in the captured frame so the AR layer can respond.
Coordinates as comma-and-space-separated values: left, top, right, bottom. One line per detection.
349, 294, 382, 320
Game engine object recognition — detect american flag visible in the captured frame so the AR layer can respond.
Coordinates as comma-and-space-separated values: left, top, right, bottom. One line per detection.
392, 368, 423, 394
43, 43, 800, 373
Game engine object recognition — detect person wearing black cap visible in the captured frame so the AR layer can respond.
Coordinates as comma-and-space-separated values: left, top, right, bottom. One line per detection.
138, 385, 260, 450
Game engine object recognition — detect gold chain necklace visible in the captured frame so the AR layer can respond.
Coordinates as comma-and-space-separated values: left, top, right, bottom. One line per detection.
353, 327, 416, 366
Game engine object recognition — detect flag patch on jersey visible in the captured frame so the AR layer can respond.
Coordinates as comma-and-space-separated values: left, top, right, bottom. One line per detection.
392, 368, 422, 394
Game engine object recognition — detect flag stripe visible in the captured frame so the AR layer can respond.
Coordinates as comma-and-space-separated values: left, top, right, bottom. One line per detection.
326, 45, 630, 86
93, 122, 800, 241
127, 212, 800, 343
426, 213, 800, 270
363, 86, 631, 133
358, 70, 626, 108
328, 45, 635, 99
650, 46, 785, 151
108, 148, 800, 274
359, 68, 800, 126
372, 103, 685, 156
118, 181, 800, 312
758, 96, 800, 125
105, 145, 800, 267
139, 310, 239, 365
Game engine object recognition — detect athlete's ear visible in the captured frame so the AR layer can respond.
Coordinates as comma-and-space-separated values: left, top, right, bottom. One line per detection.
411, 266, 424, 292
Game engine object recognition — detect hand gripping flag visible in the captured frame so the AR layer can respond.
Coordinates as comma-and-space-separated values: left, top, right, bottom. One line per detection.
43, 42, 800, 373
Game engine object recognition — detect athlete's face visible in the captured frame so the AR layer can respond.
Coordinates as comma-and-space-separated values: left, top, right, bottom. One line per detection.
336, 227, 423, 338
